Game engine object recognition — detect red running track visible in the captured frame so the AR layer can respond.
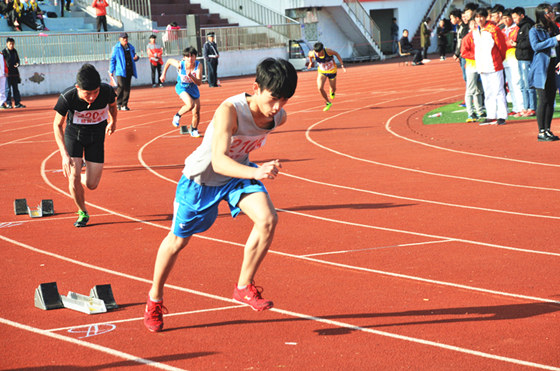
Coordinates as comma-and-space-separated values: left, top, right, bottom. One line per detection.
1, 58, 559, 370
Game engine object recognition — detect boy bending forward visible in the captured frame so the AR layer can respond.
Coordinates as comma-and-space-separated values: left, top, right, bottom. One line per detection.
144, 58, 298, 332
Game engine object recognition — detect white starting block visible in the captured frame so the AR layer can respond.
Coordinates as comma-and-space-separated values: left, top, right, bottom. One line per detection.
61, 291, 107, 315
14, 199, 54, 218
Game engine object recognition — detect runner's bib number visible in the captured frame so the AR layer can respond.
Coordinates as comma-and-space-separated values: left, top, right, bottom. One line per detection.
229, 135, 267, 160
319, 60, 335, 72
72, 107, 109, 125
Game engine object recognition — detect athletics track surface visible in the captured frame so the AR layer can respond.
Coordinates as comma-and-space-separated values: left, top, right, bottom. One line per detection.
0, 58, 559, 370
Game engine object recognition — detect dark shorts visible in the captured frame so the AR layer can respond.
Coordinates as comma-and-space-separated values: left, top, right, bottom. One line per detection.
320, 72, 337, 80
64, 123, 107, 163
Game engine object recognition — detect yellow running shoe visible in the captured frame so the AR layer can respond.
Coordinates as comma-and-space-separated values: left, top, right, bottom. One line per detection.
323, 102, 332, 112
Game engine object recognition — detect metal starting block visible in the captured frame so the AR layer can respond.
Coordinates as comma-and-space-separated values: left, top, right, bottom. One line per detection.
90, 284, 118, 310
35, 282, 117, 314
180, 125, 189, 134
13, 199, 54, 217
34, 282, 64, 310
61, 291, 107, 315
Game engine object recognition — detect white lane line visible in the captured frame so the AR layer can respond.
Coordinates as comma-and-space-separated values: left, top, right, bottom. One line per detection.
0, 317, 187, 371
46, 305, 244, 332
384, 101, 560, 168
301, 239, 454, 257
1, 234, 558, 371
281, 171, 560, 220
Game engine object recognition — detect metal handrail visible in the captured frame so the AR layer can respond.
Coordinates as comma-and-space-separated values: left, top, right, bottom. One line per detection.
2, 25, 299, 65
343, 0, 381, 46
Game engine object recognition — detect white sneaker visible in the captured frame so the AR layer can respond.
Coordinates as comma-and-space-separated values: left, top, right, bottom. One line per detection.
190, 128, 200, 137
172, 114, 181, 128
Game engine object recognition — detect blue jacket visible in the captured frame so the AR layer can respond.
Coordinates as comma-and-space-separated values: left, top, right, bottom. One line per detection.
109, 42, 138, 78
529, 26, 559, 89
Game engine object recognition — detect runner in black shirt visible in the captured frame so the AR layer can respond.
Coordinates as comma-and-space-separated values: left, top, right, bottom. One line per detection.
53, 64, 117, 227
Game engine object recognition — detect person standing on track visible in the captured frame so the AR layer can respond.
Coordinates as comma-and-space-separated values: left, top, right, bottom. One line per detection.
143, 58, 298, 333
160, 47, 202, 137
109, 32, 139, 111
307, 42, 345, 112
52, 64, 117, 227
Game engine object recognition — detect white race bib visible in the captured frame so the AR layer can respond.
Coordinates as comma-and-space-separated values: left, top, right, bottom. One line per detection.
72, 107, 109, 125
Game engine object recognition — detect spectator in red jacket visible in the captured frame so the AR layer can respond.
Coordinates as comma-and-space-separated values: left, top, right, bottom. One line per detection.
473, 7, 508, 125
147, 34, 163, 87
91, 0, 109, 32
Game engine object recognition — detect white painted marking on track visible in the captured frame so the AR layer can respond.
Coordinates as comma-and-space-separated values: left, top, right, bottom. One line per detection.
301, 239, 453, 257
0, 317, 187, 371
47, 305, 244, 332
1, 234, 558, 371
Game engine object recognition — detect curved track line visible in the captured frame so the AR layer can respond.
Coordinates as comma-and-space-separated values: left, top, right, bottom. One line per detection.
0, 317, 186, 371
2, 235, 558, 371
384, 102, 560, 168
304, 97, 560, 190
281, 171, 560, 220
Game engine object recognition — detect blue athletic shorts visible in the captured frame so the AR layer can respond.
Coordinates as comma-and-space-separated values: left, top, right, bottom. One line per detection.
175, 83, 200, 100
171, 173, 268, 238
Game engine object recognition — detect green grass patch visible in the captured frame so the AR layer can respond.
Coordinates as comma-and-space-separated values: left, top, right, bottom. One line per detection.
423, 98, 560, 125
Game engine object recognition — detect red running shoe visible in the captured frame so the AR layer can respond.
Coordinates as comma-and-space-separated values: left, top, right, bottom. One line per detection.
144, 298, 167, 332
233, 283, 273, 311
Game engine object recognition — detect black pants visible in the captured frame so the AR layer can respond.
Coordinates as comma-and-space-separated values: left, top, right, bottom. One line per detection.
536, 60, 557, 132
206, 59, 218, 86
6, 77, 21, 105
96, 15, 107, 32
116, 75, 132, 108
151, 64, 162, 85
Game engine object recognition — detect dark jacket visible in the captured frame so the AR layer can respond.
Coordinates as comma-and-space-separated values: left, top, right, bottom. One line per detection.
454, 22, 469, 58
516, 16, 535, 61
2, 47, 20, 82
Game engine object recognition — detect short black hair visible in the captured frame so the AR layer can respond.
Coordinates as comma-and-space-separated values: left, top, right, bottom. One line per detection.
313, 42, 324, 53
182, 46, 197, 56
502, 8, 513, 18
255, 58, 297, 99
450, 9, 462, 19
76, 63, 101, 91
475, 8, 488, 18
464, 2, 479, 11
6, 37, 15, 43
512, 7, 525, 16
149, 34, 156, 40
491, 4, 505, 14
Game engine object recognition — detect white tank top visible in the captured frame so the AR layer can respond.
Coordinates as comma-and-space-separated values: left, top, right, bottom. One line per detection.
183, 92, 286, 186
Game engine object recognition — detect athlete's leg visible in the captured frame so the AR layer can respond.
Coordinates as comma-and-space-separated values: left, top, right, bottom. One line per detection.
68, 157, 87, 212
178, 91, 194, 116
236, 192, 278, 286
82, 161, 104, 190
328, 76, 337, 97
316, 73, 330, 103
190, 98, 200, 129
148, 232, 191, 300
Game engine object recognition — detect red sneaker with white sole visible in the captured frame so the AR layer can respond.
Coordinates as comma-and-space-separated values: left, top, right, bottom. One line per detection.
233, 283, 273, 311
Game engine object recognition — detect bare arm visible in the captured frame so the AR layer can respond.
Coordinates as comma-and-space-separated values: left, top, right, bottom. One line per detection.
53, 112, 72, 177
160, 58, 180, 83
211, 102, 281, 180
328, 49, 346, 72
106, 101, 118, 135
307, 51, 315, 69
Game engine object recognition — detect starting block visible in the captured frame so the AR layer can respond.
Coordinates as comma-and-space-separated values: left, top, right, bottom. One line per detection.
34, 282, 64, 310
34, 282, 118, 314
61, 291, 107, 315
180, 125, 189, 134
90, 284, 118, 310
13, 199, 54, 217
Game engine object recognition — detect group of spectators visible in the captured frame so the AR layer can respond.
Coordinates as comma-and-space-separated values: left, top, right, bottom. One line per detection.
446, 2, 560, 142
0, 0, 48, 31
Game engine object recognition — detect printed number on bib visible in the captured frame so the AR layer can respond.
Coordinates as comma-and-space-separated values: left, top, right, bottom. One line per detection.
73, 107, 109, 125
229, 135, 266, 160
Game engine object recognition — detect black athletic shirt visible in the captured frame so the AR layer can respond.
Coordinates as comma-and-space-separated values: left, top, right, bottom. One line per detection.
54, 83, 116, 130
